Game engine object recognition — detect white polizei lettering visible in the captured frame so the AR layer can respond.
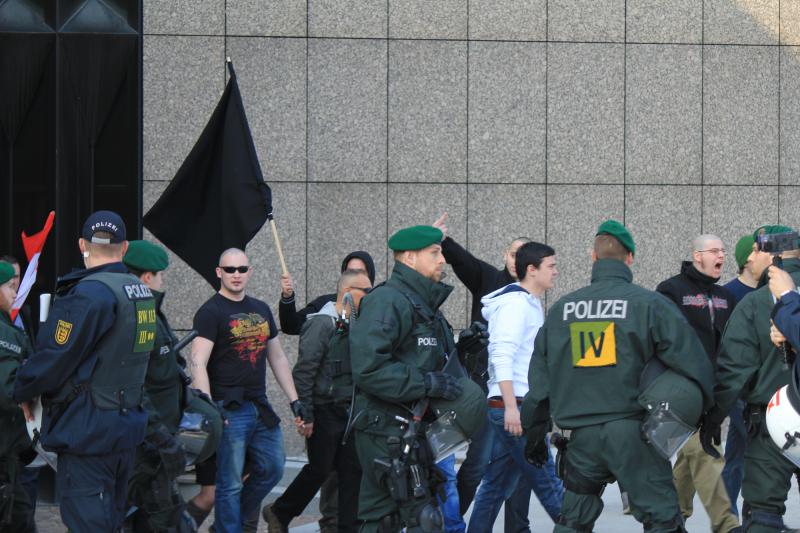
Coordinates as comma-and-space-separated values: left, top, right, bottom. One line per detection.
562, 300, 629, 320
417, 337, 438, 347
125, 286, 135, 299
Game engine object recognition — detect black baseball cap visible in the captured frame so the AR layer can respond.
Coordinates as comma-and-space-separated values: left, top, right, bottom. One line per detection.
82, 210, 127, 244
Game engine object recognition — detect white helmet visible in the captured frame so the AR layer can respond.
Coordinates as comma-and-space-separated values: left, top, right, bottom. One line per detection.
766, 384, 800, 468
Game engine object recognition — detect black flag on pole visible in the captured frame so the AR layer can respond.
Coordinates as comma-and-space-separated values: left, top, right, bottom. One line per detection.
143, 60, 272, 288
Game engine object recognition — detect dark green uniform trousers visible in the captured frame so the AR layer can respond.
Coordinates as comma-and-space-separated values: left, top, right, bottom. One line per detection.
0, 459, 33, 533
355, 428, 402, 532
556, 419, 682, 533
741, 429, 796, 533
127, 449, 185, 532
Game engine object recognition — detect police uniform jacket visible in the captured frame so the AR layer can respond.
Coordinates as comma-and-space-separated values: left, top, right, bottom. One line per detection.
141, 290, 183, 436
656, 261, 736, 361
0, 312, 31, 460
13, 262, 148, 455
714, 258, 800, 414
522, 259, 715, 430
349, 262, 454, 423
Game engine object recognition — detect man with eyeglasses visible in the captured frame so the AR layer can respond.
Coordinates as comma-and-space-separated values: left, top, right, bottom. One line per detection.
189, 248, 302, 533
656, 234, 740, 533
264, 268, 372, 533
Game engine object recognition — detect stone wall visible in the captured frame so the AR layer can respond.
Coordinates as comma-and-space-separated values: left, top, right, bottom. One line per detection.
143, 1, 800, 454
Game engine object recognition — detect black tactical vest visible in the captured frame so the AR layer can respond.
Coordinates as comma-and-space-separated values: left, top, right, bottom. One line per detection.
54, 272, 157, 410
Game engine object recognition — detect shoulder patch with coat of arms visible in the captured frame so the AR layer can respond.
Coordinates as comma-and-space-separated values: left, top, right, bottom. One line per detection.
55, 320, 73, 345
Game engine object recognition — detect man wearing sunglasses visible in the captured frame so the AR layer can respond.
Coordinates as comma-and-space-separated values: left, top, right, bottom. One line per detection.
189, 248, 301, 533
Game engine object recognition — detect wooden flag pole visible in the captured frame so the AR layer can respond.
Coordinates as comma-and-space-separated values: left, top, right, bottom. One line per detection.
270, 218, 289, 276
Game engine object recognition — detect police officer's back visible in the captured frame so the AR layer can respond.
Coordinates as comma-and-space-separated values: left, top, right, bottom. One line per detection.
349, 225, 463, 533
13, 211, 156, 532
521, 220, 714, 533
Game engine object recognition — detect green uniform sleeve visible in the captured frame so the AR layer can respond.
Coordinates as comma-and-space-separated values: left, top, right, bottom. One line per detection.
0, 328, 30, 413
715, 294, 763, 414
649, 294, 715, 410
349, 291, 427, 403
521, 324, 550, 430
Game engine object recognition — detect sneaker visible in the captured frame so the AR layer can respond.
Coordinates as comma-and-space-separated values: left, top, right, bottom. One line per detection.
262, 504, 289, 533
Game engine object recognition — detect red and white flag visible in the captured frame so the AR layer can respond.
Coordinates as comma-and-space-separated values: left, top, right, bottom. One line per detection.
11, 211, 55, 322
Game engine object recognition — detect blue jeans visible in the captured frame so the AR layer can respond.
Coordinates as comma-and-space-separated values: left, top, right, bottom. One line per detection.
215, 401, 285, 533
467, 408, 563, 533
457, 417, 537, 532
437, 454, 466, 533
722, 399, 747, 516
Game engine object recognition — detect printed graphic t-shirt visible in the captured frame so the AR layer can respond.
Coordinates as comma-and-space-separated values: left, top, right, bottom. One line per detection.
193, 293, 278, 398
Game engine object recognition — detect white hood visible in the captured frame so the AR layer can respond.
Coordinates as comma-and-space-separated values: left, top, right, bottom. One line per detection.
480, 282, 544, 398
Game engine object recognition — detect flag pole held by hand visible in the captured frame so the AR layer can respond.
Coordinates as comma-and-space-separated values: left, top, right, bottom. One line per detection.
268, 213, 289, 276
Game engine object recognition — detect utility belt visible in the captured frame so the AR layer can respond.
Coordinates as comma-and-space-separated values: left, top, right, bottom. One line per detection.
213, 386, 280, 429
744, 403, 769, 437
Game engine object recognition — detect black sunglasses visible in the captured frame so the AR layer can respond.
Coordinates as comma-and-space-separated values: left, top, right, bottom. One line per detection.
219, 266, 250, 274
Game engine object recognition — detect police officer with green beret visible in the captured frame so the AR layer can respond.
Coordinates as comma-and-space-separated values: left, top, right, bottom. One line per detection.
701, 225, 800, 533
349, 225, 463, 533
521, 220, 715, 533
0, 261, 34, 531
123, 240, 194, 532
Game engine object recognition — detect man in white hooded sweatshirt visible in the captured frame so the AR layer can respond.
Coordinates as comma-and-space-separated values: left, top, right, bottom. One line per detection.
467, 242, 564, 533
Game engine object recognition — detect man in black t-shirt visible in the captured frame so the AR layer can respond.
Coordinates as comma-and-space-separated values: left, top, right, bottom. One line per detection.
190, 248, 302, 533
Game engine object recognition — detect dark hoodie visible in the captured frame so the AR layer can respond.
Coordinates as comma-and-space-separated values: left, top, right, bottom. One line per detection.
656, 261, 737, 361
278, 251, 376, 335
440, 237, 515, 323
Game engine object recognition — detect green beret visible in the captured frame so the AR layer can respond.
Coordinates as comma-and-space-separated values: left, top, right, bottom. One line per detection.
388, 225, 443, 251
734, 235, 755, 270
753, 225, 794, 240
596, 219, 635, 256
123, 240, 169, 273
0, 262, 14, 286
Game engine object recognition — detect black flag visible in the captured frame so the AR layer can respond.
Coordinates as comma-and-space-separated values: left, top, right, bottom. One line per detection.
143, 61, 272, 288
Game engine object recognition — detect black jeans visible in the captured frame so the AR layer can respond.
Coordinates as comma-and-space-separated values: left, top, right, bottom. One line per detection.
272, 403, 362, 533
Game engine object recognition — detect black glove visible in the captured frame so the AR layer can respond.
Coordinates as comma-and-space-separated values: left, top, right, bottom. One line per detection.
424, 371, 463, 400
525, 434, 549, 467
290, 399, 306, 421
144, 428, 187, 479
456, 321, 490, 356
699, 407, 725, 459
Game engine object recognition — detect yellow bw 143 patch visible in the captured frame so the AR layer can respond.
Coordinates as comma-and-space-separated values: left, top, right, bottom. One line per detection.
570, 321, 617, 367
55, 320, 73, 345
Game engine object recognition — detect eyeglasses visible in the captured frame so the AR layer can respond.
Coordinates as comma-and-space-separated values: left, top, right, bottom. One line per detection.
219, 266, 250, 274
697, 248, 726, 255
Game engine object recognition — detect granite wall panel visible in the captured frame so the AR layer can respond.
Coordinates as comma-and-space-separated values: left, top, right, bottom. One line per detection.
142, 0, 789, 459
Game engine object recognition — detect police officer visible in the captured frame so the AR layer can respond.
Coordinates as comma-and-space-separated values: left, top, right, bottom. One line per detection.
122, 240, 194, 532
349, 225, 463, 533
13, 210, 157, 532
521, 220, 715, 533
701, 225, 800, 533
0, 261, 34, 531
